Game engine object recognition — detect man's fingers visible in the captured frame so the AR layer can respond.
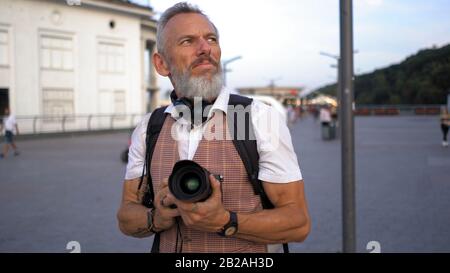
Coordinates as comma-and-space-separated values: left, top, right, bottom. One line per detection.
209, 174, 222, 199
167, 193, 192, 212
154, 190, 164, 205
162, 207, 180, 218
155, 206, 180, 224
156, 192, 180, 218
160, 178, 169, 189
163, 194, 177, 206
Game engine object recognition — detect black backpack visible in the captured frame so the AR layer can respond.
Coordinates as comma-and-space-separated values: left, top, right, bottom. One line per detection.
137, 94, 289, 253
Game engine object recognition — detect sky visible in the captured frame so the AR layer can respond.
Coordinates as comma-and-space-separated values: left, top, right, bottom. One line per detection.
132, 0, 450, 96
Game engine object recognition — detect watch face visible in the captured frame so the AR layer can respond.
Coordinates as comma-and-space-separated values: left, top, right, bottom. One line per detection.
225, 226, 237, 236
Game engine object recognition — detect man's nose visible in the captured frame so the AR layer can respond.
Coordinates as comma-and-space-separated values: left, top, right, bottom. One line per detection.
196, 37, 211, 56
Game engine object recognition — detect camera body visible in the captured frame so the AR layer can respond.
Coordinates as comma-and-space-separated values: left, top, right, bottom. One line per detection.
168, 160, 223, 203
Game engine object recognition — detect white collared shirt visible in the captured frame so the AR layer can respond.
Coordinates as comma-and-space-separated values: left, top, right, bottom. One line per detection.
3, 114, 17, 133
125, 88, 302, 183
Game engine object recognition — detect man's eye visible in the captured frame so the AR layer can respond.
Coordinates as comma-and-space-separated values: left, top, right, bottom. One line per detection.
180, 39, 191, 45
207, 37, 217, 43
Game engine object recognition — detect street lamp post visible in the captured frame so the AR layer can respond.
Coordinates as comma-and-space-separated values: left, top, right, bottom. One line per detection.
340, 0, 356, 253
320, 51, 343, 137
222, 56, 242, 86
268, 77, 282, 97
320, 51, 341, 103
319, 50, 358, 135
319, 0, 356, 252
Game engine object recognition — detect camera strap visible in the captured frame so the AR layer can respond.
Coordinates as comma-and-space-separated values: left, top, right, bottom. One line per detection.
138, 106, 168, 253
138, 106, 168, 204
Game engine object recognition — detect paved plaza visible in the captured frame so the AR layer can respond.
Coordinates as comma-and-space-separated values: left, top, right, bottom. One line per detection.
0, 115, 449, 252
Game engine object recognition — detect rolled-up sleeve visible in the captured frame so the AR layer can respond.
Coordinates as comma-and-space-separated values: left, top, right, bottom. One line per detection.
124, 113, 151, 180
251, 101, 303, 183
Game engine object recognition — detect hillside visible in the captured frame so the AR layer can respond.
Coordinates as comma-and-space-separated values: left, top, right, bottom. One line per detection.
314, 44, 450, 104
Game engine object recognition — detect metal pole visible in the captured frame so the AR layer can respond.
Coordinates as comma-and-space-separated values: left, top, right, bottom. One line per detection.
319, 52, 340, 121
222, 56, 242, 87
337, 58, 342, 139
340, 0, 356, 253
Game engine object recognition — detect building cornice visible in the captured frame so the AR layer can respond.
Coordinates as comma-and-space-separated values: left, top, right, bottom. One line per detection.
77, 0, 155, 18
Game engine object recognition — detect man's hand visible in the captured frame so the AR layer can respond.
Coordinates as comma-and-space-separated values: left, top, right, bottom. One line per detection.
153, 178, 180, 232
166, 174, 229, 233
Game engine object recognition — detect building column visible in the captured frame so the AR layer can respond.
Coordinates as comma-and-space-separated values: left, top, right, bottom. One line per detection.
141, 39, 159, 113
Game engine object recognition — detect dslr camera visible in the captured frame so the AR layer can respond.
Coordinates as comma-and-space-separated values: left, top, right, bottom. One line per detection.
169, 160, 223, 203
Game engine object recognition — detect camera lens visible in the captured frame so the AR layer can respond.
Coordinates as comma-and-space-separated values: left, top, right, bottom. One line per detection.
180, 173, 201, 194
169, 160, 213, 203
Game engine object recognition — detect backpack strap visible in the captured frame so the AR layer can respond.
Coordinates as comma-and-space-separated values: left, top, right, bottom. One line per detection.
227, 94, 274, 209
227, 94, 289, 253
138, 106, 168, 206
137, 106, 168, 253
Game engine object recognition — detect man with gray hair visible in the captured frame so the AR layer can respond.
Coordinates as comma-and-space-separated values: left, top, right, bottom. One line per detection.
117, 2, 310, 253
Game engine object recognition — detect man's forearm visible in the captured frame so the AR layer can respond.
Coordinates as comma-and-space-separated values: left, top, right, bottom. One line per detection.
235, 228, 302, 244
234, 204, 309, 244
117, 202, 153, 238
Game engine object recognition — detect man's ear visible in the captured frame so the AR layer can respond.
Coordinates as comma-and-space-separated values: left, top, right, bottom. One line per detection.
153, 52, 170, 77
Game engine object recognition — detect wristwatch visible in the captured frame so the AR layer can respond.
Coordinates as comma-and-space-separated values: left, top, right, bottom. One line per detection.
218, 211, 238, 237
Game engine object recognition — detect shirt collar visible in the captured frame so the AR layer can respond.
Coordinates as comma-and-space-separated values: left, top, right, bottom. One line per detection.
164, 87, 231, 123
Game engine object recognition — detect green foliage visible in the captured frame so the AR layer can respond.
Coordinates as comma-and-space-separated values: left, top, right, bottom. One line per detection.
314, 44, 450, 104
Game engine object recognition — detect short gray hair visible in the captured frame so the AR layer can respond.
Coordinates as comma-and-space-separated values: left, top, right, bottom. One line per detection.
156, 2, 219, 58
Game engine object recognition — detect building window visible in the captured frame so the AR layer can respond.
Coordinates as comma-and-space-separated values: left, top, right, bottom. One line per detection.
43, 89, 74, 116
0, 29, 9, 66
40, 35, 74, 71
114, 90, 126, 114
98, 42, 124, 74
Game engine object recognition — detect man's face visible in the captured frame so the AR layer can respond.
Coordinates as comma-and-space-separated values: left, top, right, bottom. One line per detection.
163, 13, 221, 81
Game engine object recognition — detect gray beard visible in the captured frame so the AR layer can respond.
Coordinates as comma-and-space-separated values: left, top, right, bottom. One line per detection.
171, 67, 223, 101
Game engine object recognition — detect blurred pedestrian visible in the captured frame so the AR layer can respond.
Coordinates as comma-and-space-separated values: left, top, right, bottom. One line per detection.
1, 107, 20, 158
320, 105, 334, 140
440, 106, 449, 147
287, 104, 297, 127
320, 104, 331, 124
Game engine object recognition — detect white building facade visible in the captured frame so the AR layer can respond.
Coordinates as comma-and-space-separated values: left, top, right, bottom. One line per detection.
0, 0, 159, 133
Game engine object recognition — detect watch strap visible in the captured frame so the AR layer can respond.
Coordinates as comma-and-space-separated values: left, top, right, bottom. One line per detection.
218, 211, 238, 237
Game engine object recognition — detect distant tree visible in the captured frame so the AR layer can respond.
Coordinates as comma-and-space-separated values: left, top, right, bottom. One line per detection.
313, 44, 450, 104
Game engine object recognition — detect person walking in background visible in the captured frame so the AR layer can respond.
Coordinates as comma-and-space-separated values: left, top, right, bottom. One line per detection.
440, 106, 450, 147
1, 107, 20, 158
319, 105, 332, 140
287, 104, 297, 128
319, 105, 332, 125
